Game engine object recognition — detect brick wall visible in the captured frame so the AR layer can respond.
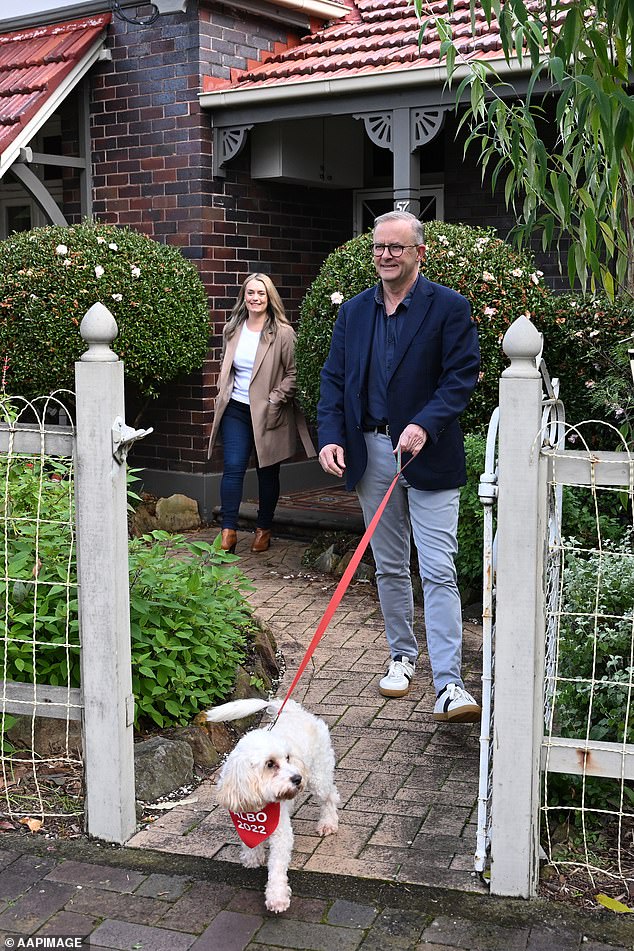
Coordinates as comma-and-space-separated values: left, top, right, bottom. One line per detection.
89, 2, 350, 476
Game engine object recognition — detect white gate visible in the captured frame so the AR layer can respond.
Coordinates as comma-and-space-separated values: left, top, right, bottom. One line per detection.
0, 303, 149, 843
478, 314, 634, 897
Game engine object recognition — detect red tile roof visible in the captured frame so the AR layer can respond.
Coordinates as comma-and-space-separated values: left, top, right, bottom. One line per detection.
0, 14, 110, 161
203, 0, 504, 94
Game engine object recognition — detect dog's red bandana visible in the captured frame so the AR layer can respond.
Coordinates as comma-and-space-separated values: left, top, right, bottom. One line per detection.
229, 802, 280, 848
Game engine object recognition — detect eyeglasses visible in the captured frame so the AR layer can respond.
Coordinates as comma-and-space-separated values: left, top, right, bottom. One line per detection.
372, 244, 418, 257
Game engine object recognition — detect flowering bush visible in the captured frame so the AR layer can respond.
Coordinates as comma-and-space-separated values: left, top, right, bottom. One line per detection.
296, 221, 551, 434
0, 222, 210, 399
542, 293, 634, 441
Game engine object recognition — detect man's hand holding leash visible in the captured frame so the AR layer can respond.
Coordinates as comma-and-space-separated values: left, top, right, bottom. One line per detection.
395, 423, 427, 457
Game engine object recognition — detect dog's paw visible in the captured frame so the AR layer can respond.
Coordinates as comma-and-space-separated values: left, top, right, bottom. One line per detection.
317, 819, 338, 836
265, 884, 291, 914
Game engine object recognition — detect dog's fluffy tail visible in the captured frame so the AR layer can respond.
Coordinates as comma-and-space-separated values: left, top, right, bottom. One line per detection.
205, 698, 280, 723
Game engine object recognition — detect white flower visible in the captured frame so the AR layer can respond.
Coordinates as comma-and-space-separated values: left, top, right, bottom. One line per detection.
330, 291, 344, 305
530, 270, 543, 285
483, 306, 497, 316
511, 268, 524, 277
63, 259, 72, 267
447, 250, 455, 257
94, 265, 105, 279
56, 244, 68, 256
482, 271, 495, 282
131, 266, 141, 279
437, 235, 449, 246
30, 293, 38, 299
589, 329, 600, 337
108, 243, 118, 251
112, 293, 123, 302
96, 237, 106, 244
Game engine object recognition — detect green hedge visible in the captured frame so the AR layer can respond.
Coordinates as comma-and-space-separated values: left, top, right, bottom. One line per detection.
0, 222, 210, 399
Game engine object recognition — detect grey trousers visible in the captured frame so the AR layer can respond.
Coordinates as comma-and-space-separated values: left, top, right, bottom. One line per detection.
356, 431, 464, 694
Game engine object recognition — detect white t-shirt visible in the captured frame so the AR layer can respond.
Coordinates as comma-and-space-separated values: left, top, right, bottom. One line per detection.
231, 324, 261, 404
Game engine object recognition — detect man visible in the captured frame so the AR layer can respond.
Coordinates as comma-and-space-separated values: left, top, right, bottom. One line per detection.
317, 211, 481, 722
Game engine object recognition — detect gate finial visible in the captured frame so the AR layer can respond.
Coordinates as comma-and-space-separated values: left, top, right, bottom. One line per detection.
80, 302, 119, 363
502, 314, 542, 379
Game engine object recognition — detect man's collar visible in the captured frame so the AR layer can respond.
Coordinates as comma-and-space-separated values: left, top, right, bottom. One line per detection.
374, 273, 421, 308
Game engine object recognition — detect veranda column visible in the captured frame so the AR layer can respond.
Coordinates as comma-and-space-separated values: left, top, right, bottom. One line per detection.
490, 314, 546, 897
75, 302, 136, 843
392, 108, 420, 218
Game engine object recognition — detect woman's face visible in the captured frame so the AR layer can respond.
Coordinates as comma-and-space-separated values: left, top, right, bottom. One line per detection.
244, 279, 268, 318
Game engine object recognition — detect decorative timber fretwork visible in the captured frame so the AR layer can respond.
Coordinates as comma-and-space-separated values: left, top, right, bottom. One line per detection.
353, 112, 392, 151
213, 125, 253, 177
411, 108, 447, 148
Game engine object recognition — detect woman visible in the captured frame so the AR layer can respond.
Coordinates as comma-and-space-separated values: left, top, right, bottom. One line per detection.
208, 273, 314, 553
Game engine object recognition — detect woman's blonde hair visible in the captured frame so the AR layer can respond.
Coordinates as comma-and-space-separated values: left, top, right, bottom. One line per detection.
223, 273, 290, 341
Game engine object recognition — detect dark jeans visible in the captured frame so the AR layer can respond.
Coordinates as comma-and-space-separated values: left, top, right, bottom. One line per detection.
219, 399, 281, 531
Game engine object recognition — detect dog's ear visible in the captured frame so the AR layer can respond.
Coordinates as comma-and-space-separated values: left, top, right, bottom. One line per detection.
216, 750, 263, 813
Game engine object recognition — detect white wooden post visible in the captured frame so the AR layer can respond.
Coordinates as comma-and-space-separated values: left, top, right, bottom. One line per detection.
490, 315, 546, 897
74, 303, 136, 843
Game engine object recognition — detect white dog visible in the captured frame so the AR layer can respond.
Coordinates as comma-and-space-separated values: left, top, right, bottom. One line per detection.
206, 697, 340, 913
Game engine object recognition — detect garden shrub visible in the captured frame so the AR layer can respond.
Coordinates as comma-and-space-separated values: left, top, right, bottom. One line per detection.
0, 440, 252, 728
541, 293, 634, 442
456, 433, 486, 604
296, 221, 550, 435
0, 222, 210, 399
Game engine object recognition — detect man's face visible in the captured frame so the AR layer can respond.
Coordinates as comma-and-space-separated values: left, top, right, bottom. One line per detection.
373, 219, 424, 289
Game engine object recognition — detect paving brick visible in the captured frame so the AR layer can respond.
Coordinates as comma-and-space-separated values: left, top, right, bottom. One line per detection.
421, 915, 530, 950
254, 916, 364, 951
189, 909, 262, 950
0, 879, 77, 934
66, 885, 169, 925
157, 880, 237, 932
327, 899, 379, 928
526, 923, 581, 949
45, 860, 146, 892
90, 917, 196, 950
134, 871, 191, 901
35, 909, 101, 937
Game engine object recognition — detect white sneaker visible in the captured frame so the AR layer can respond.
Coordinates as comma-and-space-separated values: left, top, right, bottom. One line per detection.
378, 657, 415, 697
433, 683, 481, 722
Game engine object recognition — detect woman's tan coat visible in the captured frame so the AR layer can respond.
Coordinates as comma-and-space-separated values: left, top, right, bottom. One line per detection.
207, 322, 314, 468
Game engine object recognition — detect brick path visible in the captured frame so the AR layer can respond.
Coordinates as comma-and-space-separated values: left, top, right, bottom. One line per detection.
128, 530, 485, 893
2, 528, 632, 949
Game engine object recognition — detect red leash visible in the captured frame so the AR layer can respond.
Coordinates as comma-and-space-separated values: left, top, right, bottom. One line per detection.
271, 449, 411, 725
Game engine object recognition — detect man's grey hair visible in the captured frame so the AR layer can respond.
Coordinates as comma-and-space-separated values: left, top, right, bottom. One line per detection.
373, 210, 424, 245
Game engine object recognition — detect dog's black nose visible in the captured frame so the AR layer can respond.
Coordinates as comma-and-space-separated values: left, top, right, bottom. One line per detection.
290, 774, 302, 787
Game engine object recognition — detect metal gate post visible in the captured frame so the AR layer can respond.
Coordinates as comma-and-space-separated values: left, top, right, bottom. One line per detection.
74, 303, 136, 843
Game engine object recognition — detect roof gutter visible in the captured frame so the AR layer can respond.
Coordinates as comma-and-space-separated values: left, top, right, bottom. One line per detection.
211, 0, 348, 25
0, 34, 109, 180
199, 56, 531, 112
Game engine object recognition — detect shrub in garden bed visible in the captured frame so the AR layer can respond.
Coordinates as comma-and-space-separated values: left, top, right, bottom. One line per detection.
0, 221, 210, 400
0, 436, 254, 729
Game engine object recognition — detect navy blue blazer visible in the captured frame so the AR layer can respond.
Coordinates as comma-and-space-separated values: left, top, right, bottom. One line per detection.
317, 276, 480, 492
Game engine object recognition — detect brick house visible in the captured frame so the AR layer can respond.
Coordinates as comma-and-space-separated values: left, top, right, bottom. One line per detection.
0, 0, 552, 519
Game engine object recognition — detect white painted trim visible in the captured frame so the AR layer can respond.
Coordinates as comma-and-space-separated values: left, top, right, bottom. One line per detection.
200, 57, 529, 111
255, 0, 348, 19
0, 33, 107, 181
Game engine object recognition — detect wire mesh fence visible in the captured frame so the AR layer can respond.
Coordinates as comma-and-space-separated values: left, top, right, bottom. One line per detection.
541, 422, 634, 897
0, 394, 83, 831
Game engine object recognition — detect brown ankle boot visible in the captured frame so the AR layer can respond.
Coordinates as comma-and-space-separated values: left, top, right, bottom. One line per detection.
250, 528, 271, 552
220, 529, 237, 553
